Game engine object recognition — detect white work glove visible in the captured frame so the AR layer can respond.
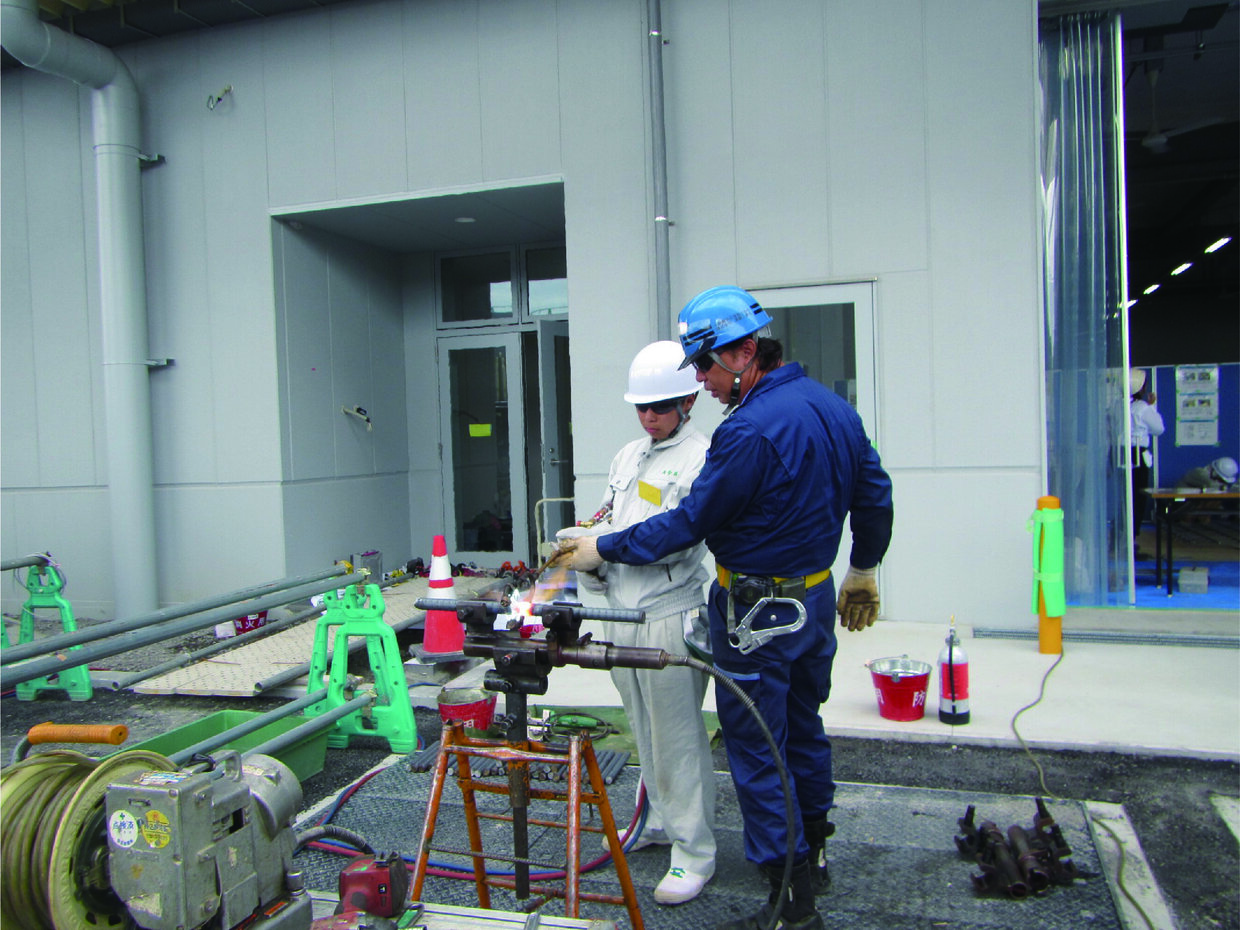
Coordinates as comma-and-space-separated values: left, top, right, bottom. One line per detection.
549, 534, 605, 573
836, 565, 879, 631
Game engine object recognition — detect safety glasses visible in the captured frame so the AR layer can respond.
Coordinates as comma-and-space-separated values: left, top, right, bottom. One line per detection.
692, 354, 716, 373
634, 399, 679, 415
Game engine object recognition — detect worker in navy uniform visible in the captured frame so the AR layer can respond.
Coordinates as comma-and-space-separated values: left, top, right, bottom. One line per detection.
555, 285, 894, 930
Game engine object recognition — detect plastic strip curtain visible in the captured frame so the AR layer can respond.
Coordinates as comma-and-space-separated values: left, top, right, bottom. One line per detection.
1039, 12, 1133, 606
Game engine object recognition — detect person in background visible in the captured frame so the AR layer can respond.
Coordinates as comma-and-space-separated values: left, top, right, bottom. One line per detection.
554, 286, 894, 930
1130, 368, 1165, 554
1178, 456, 1239, 491
566, 340, 717, 906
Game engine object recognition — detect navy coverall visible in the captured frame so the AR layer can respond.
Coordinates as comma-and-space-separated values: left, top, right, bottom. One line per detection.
598, 362, 894, 866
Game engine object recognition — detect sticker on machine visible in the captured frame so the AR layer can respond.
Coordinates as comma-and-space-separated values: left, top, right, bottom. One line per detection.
109, 810, 139, 848
140, 810, 172, 848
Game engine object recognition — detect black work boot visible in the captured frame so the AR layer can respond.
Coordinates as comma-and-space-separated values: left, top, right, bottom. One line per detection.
803, 817, 835, 895
715, 859, 824, 930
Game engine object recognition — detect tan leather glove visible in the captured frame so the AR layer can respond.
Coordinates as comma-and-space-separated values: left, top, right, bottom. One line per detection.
836, 565, 879, 631
549, 534, 604, 573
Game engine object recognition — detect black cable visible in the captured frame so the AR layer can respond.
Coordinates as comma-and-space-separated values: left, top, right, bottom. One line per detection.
671, 654, 796, 930
294, 823, 375, 856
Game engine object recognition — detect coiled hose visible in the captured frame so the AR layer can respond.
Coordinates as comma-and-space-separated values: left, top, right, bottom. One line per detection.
0, 752, 99, 930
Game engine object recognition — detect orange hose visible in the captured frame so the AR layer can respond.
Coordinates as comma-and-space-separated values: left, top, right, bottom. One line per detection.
25, 722, 128, 746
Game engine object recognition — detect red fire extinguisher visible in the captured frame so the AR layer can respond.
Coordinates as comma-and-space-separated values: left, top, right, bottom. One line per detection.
938, 617, 970, 725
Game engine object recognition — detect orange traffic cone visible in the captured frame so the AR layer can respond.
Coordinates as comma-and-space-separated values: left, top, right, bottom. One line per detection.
422, 535, 464, 654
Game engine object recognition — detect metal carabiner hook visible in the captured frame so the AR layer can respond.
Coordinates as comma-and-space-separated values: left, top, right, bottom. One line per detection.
728, 597, 808, 654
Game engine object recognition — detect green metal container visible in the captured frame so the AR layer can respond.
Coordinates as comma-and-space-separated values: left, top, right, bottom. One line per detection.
129, 709, 328, 783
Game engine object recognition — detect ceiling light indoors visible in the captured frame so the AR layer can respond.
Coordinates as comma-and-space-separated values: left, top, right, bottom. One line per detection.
1143, 283, 1161, 295
1170, 262, 1193, 276
1204, 237, 1232, 253
454, 216, 476, 224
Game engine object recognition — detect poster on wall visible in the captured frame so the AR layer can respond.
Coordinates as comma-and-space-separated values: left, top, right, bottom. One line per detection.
1175, 365, 1219, 446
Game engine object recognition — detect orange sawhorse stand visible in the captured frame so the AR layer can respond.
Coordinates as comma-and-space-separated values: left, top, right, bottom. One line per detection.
410, 721, 644, 929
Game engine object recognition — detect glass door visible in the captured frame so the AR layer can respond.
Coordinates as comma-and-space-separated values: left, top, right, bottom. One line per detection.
438, 333, 527, 565
535, 319, 573, 557
752, 282, 879, 589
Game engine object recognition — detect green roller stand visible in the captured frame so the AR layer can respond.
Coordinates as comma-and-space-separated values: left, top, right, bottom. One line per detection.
8, 562, 93, 702
306, 582, 417, 754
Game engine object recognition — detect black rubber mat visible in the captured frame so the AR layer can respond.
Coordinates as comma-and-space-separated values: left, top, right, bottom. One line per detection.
293, 754, 1122, 929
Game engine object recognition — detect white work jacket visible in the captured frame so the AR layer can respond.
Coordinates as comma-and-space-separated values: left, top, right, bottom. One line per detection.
583, 423, 710, 621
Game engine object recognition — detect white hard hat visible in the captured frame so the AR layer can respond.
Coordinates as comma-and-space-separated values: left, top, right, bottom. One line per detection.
1129, 368, 1147, 394
623, 341, 700, 404
1211, 457, 1239, 483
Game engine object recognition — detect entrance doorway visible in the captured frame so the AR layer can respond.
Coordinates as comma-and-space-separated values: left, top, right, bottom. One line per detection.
437, 247, 571, 566
752, 281, 878, 588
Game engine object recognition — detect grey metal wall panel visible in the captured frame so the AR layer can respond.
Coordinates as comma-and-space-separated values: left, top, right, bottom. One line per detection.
369, 266, 410, 476
825, 0, 929, 276
131, 41, 219, 487
280, 228, 336, 480
558, 0, 654, 456
401, 255, 443, 545
281, 473, 411, 574
1, 80, 38, 489
328, 244, 378, 476
924, 1, 1040, 469
730, 0, 832, 288
404, 0, 484, 187
662, 0, 740, 292
264, 11, 336, 207
23, 76, 99, 488
478, 0, 562, 180
201, 26, 284, 483
331, 1, 409, 198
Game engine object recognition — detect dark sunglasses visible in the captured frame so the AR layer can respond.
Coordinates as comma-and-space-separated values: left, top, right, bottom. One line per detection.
692, 354, 716, 373
635, 399, 679, 415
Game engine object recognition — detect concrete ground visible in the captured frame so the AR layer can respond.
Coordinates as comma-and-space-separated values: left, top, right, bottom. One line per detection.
2, 596, 1237, 929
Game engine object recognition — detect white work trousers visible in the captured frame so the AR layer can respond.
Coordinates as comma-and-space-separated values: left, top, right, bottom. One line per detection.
604, 607, 716, 875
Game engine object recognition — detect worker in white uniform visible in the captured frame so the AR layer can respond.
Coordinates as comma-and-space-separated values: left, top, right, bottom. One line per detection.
573, 340, 717, 905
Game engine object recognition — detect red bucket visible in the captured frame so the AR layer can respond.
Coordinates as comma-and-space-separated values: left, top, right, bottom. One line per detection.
437, 687, 498, 731
868, 656, 931, 722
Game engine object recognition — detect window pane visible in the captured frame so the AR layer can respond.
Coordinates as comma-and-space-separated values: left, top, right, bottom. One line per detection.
766, 303, 857, 406
441, 253, 513, 322
526, 247, 568, 316
448, 346, 512, 551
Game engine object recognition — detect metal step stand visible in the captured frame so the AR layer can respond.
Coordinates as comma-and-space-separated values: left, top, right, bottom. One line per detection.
411, 718, 643, 929
305, 581, 417, 753
2, 555, 92, 701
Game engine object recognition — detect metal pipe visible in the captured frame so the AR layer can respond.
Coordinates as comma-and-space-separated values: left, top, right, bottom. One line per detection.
110, 604, 322, 691
0, 554, 51, 572
0, 573, 364, 690
1, 0, 158, 617
168, 689, 329, 765
253, 592, 418, 693
2, 565, 347, 664
243, 693, 375, 761
647, 0, 672, 340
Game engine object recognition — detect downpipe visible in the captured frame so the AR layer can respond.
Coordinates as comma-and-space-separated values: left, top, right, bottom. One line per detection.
1, 0, 158, 618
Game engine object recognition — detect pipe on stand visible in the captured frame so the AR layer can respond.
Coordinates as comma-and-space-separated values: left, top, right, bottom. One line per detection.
2, 565, 349, 664
0, 554, 52, 572
0, 573, 365, 691
244, 693, 375, 761
167, 688, 330, 765
110, 603, 324, 691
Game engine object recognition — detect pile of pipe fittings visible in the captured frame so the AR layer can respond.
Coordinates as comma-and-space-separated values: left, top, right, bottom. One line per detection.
954, 798, 1080, 898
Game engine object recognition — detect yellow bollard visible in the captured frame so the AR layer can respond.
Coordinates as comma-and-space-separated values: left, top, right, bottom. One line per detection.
1031, 495, 1066, 654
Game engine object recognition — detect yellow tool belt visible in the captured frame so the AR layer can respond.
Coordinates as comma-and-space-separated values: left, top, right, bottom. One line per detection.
717, 565, 831, 602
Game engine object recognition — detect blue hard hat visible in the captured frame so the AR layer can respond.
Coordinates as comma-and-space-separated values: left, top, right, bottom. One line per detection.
676, 286, 773, 370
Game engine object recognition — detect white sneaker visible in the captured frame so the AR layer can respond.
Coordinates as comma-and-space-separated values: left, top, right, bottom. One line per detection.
653, 865, 713, 905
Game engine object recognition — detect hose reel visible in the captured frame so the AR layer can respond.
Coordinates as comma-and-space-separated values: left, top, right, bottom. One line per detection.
1, 748, 311, 930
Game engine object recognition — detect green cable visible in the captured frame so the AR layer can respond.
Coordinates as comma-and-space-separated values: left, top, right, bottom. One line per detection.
1010, 645, 1156, 930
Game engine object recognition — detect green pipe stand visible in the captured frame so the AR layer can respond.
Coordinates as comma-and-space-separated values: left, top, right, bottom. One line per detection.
305, 582, 417, 753
5, 560, 93, 701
